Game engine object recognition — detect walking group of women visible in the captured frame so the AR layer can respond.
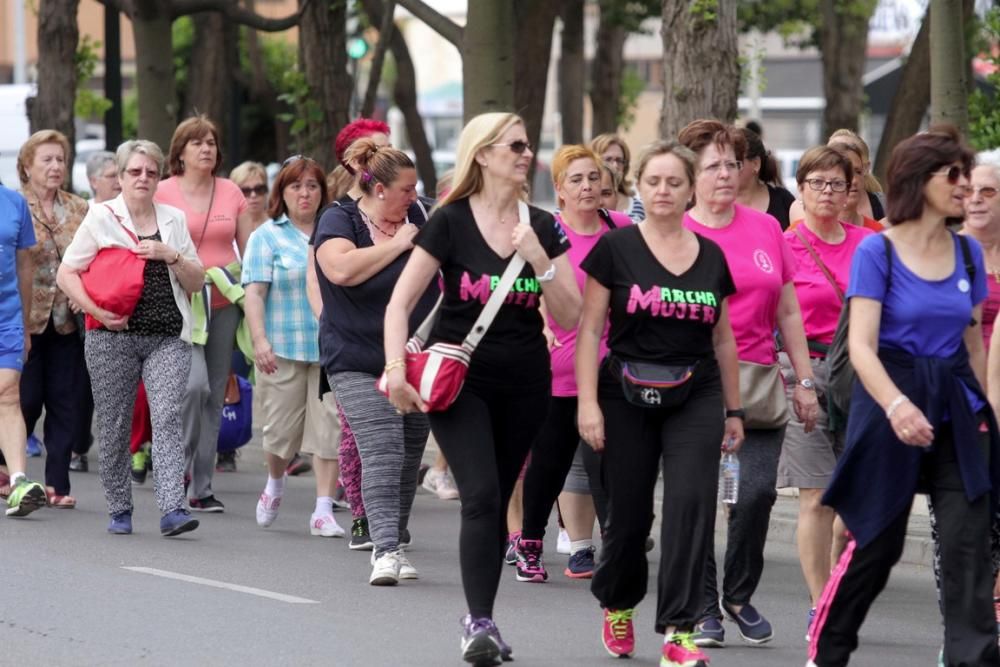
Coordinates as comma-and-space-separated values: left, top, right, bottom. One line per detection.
1, 108, 998, 667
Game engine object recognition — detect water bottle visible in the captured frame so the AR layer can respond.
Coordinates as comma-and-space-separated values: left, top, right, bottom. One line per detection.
719, 450, 740, 505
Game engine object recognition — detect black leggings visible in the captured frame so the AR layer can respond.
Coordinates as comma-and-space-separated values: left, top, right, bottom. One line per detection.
429, 380, 550, 619
522, 395, 608, 541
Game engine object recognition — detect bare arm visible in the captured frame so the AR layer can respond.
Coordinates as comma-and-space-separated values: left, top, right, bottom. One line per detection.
235, 209, 254, 256
966, 304, 986, 392
316, 225, 418, 287
383, 247, 442, 413
712, 300, 746, 452
16, 249, 33, 357
575, 276, 609, 451
306, 246, 322, 319
775, 282, 819, 432
244, 282, 277, 375
988, 321, 1000, 413
510, 225, 580, 329
849, 296, 933, 446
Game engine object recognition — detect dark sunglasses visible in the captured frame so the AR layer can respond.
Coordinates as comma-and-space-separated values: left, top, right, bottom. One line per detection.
240, 185, 268, 197
490, 140, 532, 154
933, 165, 969, 185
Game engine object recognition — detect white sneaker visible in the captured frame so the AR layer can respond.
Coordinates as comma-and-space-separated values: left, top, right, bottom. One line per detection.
256, 491, 281, 527
370, 549, 402, 586
422, 467, 460, 500
310, 512, 346, 537
557, 528, 571, 555
397, 550, 419, 580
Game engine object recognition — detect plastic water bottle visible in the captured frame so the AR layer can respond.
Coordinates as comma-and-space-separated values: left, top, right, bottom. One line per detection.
719, 450, 740, 505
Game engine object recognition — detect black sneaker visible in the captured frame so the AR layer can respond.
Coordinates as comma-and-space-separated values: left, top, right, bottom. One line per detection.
349, 517, 374, 550
286, 453, 312, 477
215, 451, 237, 473
189, 495, 225, 513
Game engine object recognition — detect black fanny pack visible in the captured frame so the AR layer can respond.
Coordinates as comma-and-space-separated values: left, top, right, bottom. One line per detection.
610, 355, 699, 409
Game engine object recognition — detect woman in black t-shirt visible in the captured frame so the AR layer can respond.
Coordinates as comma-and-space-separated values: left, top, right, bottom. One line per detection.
736, 127, 796, 230
313, 139, 437, 587
576, 140, 744, 665
383, 112, 581, 666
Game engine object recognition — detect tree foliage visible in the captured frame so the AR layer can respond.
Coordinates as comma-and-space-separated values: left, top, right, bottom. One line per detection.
968, 8, 1000, 149
75, 35, 113, 120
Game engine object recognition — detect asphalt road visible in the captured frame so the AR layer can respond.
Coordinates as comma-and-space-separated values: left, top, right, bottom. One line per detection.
2, 446, 945, 667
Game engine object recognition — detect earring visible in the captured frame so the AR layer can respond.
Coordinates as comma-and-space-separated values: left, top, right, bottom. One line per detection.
378, 193, 384, 200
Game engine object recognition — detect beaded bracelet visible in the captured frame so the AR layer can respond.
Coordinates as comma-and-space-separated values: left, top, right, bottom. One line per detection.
885, 394, 909, 419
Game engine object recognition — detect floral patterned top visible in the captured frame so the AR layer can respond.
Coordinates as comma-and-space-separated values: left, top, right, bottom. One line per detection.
24, 189, 89, 334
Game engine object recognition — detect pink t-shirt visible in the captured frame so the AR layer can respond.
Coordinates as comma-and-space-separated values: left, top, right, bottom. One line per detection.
684, 204, 793, 364
784, 222, 873, 349
981, 276, 1000, 349
549, 210, 629, 396
155, 176, 248, 308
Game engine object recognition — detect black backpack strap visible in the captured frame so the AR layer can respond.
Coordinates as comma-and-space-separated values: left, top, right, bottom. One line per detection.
956, 232, 978, 325
597, 208, 618, 229
881, 233, 893, 297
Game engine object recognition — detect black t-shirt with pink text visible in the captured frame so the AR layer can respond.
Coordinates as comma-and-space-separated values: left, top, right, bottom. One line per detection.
415, 197, 569, 387
581, 224, 735, 365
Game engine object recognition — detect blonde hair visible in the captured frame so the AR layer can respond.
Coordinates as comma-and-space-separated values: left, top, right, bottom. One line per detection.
590, 133, 634, 194
230, 161, 267, 187
438, 112, 525, 208
17, 130, 70, 185
326, 165, 354, 200
343, 138, 414, 194
551, 145, 602, 208
828, 128, 882, 193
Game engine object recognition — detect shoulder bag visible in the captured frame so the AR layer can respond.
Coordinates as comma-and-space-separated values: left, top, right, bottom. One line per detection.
80, 204, 147, 330
376, 201, 531, 412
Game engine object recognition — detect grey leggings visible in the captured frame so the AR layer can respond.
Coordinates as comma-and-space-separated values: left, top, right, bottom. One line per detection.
181, 303, 240, 500
331, 371, 429, 556
85, 330, 191, 516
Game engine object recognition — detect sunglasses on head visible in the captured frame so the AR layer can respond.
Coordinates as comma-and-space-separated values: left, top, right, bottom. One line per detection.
240, 185, 268, 197
490, 140, 532, 154
282, 154, 313, 168
933, 165, 969, 185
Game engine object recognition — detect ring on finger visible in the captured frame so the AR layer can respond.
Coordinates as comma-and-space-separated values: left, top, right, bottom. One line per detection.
902, 428, 911, 436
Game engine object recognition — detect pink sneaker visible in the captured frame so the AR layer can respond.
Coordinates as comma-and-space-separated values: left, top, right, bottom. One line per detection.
661, 631, 709, 666
602, 608, 635, 658
515, 538, 548, 582
255, 491, 281, 527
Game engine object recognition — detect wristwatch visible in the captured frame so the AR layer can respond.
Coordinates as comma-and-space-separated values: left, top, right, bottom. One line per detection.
537, 263, 556, 283
798, 378, 816, 390
725, 408, 745, 420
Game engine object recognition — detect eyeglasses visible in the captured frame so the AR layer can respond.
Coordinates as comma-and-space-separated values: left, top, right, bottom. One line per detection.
604, 157, 627, 167
240, 185, 268, 197
966, 186, 999, 199
701, 160, 742, 175
125, 167, 160, 180
490, 140, 532, 154
933, 165, 970, 185
803, 178, 849, 193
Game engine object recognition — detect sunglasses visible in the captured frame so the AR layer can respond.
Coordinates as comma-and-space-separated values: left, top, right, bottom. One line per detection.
125, 167, 160, 179
282, 154, 313, 168
240, 185, 268, 197
490, 140, 532, 154
966, 186, 999, 199
933, 165, 970, 185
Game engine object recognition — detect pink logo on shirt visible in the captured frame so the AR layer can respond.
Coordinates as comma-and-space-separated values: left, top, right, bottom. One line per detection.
753, 249, 774, 274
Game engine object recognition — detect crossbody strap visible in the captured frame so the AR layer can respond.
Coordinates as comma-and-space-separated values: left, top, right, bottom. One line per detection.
793, 227, 844, 304
956, 232, 978, 325
103, 203, 140, 245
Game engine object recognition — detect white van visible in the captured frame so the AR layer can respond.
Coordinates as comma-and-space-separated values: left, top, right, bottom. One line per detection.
0, 84, 33, 190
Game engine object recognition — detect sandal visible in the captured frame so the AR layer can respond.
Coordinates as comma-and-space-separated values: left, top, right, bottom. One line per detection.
45, 488, 76, 509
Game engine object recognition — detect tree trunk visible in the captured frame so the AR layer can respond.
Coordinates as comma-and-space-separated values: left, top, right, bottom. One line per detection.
362, 0, 437, 196
930, 0, 969, 133
185, 11, 228, 135
558, 0, 585, 144
361, 0, 396, 118
132, 0, 178, 151
659, 0, 740, 139
514, 0, 561, 182
298, 0, 352, 171
462, 0, 514, 120
817, 0, 877, 140
591, 8, 626, 136
29, 0, 80, 187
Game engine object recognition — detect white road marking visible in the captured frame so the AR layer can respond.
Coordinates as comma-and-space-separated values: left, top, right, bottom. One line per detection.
122, 567, 320, 604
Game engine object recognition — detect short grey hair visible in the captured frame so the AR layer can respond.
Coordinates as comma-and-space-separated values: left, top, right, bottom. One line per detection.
85, 150, 117, 180
115, 140, 165, 177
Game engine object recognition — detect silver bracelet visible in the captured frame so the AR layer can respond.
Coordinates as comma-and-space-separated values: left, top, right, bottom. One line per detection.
885, 394, 909, 419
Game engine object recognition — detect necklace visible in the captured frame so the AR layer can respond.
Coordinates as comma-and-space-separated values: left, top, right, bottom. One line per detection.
359, 207, 400, 238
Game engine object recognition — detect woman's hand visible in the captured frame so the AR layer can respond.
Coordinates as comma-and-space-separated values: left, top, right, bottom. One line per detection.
386, 367, 426, 414
889, 400, 934, 447
543, 325, 562, 351
68, 299, 83, 314
252, 337, 278, 375
792, 384, 820, 433
132, 239, 177, 263
511, 224, 548, 267
97, 308, 129, 331
578, 400, 605, 452
392, 223, 419, 251
722, 417, 745, 453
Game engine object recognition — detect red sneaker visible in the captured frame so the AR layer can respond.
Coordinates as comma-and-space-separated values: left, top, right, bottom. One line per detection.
602, 608, 635, 658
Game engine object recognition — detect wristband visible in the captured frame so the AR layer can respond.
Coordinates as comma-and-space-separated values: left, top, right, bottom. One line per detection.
725, 408, 745, 420
885, 395, 909, 419
166, 251, 181, 266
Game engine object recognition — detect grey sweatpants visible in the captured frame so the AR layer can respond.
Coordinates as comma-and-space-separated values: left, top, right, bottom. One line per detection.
331, 371, 429, 556
85, 330, 191, 516
181, 303, 240, 501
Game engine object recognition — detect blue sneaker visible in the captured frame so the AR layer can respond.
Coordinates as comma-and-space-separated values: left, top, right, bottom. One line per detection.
160, 509, 199, 537
721, 600, 773, 645
108, 512, 132, 535
26, 435, 42, 457
806, 607, 816, 642
692, 616, 725, 648
564, 545, 596, 579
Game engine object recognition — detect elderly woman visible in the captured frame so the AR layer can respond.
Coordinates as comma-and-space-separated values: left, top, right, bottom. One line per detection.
384, 113, 580, 665
812, 126, 1000, 667
591, 134, 644, 223
57, 140, 205, 537
157, 115, 251, 513
16, 130, 91, 508
246, 156, 344, 539
230, 161, 269, 232
774, 146, 873, 638
736, 128, 796, 230
86, 150, 122, 204
677, 119, 819, 649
